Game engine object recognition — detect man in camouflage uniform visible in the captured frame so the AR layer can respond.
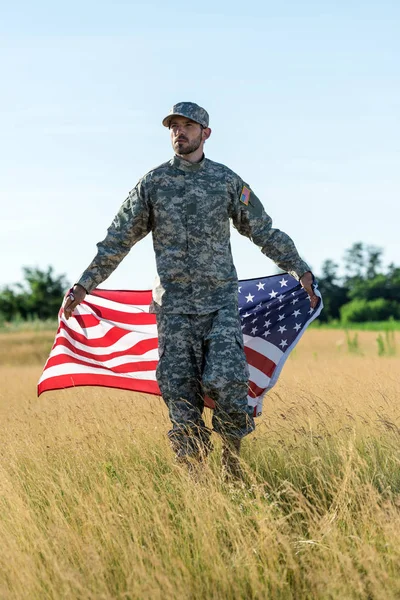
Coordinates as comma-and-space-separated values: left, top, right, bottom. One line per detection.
65, 102, 317, 471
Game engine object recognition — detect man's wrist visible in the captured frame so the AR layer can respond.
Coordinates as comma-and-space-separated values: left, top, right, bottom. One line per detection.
74, 283, 88, 294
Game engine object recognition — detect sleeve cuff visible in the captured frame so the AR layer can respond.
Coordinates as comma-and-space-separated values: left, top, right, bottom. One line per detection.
76, 275, 96, 295
289, 262, 312, 281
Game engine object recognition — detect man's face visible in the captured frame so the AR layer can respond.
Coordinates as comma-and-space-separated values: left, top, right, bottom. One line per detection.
169, 116, 205, 155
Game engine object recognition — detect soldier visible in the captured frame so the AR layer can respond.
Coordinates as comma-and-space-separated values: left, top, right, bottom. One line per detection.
64, 102, 317, 474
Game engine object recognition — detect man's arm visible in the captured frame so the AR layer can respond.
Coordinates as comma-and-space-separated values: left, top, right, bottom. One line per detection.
64, 180, 151, 319
230, 180, 318, 307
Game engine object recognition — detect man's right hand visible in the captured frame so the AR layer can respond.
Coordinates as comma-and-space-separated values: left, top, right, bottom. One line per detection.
63, 284, 87, 320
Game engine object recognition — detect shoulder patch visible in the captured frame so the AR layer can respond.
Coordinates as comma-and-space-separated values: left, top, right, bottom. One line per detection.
240, 186, 251, 205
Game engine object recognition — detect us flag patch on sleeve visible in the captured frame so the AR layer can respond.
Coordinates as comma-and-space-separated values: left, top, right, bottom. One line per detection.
240, 185, 251, 205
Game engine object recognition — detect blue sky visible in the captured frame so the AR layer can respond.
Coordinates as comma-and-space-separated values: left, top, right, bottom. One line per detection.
1, 0, 399, 290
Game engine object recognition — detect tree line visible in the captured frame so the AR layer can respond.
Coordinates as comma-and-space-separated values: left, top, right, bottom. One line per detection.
317, 242, 400, 322
0, 242, 399, 323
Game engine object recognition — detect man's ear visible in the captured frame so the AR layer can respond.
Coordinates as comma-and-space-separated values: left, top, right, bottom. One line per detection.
203, 127, 212, 141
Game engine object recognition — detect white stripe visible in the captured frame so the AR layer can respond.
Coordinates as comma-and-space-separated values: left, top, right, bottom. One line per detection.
107, 320, 157, 333
55, 328, 157, 356
248, 364, 271, 389
38, 362, 157, 383
59, 318, 157, 341
62, 312, 114, 337
247, 394, 264, 415
86, 294, 150, 313
63, 310, 155, 337
243, 334, 283, 363
247, 395, 258, 408
48, 344, 159, 367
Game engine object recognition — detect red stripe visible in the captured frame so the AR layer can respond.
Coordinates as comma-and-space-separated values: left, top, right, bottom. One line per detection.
55, 334, 158, 360
74, 314, 100, 328
90, 289, 153, 305
60, 322, 136, 347
73, 311, 156, 329
244, 346, 276, 377
248, 381, 267, 398
204, 395, 215, 410
38, 373, 160, 396
82, 302, 156, 325
45, 354, 158, 374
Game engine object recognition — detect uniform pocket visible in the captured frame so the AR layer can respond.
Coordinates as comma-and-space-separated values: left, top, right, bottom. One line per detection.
157, 337, 166, 359
235, 330, 245, 350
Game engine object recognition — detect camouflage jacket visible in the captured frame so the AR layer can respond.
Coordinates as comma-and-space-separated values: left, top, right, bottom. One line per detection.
77, 155, 310, 314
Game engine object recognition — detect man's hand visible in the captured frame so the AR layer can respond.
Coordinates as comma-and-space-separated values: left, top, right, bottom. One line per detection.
300, 271, 318, 309
63, 284, 87, 320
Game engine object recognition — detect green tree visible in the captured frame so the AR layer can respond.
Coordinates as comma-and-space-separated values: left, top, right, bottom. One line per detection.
348, 271, 400, 303
0, 266, 69, 321
0, 287, 20, 321
340, 298, 400, 323
317, 259, 349, 321
343, 242, 383, 282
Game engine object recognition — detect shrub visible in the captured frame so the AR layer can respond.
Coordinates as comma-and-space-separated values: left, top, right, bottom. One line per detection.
340, 298, 400, 323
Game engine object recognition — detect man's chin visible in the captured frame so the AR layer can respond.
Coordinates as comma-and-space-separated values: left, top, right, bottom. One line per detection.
174, 143, 190, 154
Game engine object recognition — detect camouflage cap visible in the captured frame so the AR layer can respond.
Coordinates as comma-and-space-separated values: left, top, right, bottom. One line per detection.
162, 102, 209, 129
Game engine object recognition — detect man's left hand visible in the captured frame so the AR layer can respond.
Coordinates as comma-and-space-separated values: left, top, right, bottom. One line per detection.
300, 271, 318, 309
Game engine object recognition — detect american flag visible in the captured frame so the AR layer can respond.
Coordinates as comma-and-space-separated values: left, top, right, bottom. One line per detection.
37, 274, 323, 416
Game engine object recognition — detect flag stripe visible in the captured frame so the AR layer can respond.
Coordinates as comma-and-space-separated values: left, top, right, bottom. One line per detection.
45, 354, 159, 374
74, 314, 102, 328
50, 342, 159, 363
88, 304, 156, 325
38, 373, 160, 395
242, 334, 283, 363
40, 362, 157, 381
59, 321, 157, 347
244, 346, 276, 378
54, 334, 159, 360
68, 312, 156, 336
248, 381, 268, 399
91, 289, 153, 306
247, 364, 271, 390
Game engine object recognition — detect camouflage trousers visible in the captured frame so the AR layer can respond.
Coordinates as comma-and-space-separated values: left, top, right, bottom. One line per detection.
156, 303, 255, 458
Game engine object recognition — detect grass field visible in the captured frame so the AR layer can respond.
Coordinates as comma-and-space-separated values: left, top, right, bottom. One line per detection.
0, 329, 399, 599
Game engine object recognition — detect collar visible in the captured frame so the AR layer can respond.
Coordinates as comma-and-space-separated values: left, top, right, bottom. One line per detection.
171, 154, 206, 173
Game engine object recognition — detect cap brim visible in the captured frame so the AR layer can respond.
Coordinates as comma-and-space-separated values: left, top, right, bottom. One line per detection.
162, 113, 202, 128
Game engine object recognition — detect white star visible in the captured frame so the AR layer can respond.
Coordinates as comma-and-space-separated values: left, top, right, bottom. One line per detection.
263, 330, 271, 338
251, 327, 258, 335
264, 319, 271, 328
278, 325, 287, 334
278, 294, 285, 302
245, 293, 254, 303
278, 304, 285, 311
238, 286, 242, 293
291, 291, 296, 296
256, 302, 262, 310
265, 311, 271, 317
251, 318, 257, 324
279, 339, 288, 348
269, 290, 278, 299
293, 323, 301, 331
257, 282, 265, 290
278, 314, 285, 321
242, 312, 251, 319
279, 278, 288, 287
308, 307, 315, 314
293, 309, 301, 317
292, 298, 299, 305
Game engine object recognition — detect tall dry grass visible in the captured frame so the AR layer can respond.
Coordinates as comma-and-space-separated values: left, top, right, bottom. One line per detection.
0, 330, 399, 599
